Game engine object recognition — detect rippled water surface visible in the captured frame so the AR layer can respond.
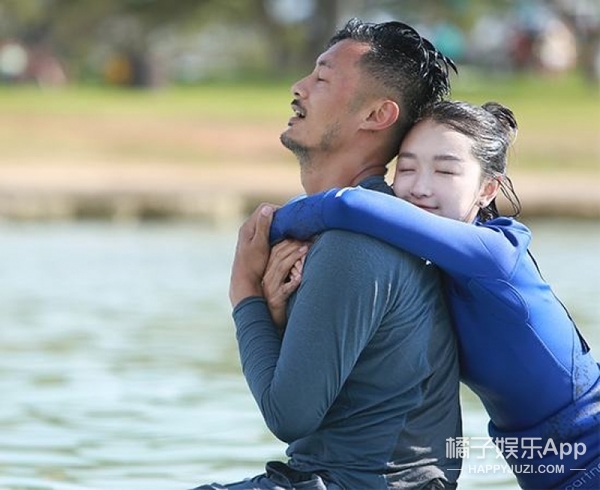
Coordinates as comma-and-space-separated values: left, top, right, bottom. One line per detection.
1, 219, 598, 490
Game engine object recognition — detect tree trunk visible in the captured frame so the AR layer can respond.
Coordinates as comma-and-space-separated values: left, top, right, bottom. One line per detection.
302, 0, 340, 69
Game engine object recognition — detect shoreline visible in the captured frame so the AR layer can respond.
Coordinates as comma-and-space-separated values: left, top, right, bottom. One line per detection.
0, 163, 598, 222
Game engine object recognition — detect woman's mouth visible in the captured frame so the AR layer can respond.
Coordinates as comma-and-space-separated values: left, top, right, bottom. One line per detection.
413, 203, 438, 213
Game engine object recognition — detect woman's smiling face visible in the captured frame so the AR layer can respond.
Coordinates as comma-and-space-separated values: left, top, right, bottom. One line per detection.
393, 119, 498, 223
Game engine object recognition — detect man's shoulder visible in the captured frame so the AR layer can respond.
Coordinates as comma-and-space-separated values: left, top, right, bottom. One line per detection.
308, 230, 442, 291
316, 228, 392, 246
313, 229, 422, 265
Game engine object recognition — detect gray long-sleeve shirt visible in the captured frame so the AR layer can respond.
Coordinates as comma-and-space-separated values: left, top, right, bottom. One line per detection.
233, 177, 462, 489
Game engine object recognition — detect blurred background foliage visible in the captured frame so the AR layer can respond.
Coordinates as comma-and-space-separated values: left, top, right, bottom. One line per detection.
0, 0, 598, 211
0, 0, 599, 88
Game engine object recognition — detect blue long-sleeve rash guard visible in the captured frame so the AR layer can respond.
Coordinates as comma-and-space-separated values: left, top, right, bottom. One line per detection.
270, 186, 600, 490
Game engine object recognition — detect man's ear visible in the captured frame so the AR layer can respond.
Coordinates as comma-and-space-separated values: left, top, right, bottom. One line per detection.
361, 100, 400, 131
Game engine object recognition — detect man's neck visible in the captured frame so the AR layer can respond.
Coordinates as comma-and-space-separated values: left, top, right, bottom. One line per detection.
299, 155, 388, 195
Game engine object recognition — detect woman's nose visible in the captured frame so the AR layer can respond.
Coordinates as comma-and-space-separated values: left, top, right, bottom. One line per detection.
410, 174, 433, 198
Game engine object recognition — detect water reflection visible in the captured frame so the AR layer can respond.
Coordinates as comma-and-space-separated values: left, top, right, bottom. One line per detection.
0, 219, 597, 490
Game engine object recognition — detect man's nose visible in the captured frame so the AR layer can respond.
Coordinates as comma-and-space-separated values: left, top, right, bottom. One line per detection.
291, 75, 308, 98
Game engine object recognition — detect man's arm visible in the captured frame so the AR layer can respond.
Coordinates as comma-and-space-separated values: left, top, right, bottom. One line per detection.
235, 231, 388, 442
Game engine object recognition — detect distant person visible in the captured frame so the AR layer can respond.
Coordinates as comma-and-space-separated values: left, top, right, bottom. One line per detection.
269, 100, 600, 490
190, 18, 461, 490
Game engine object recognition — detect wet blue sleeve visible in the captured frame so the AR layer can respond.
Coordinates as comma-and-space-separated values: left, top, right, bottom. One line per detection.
271, 187, 531, 280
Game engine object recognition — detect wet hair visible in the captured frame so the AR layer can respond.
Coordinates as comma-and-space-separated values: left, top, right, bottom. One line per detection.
419, 100, 522, 221
328, 18, 457, 149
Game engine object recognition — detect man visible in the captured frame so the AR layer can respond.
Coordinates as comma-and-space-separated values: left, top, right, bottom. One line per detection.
193, 19, 461, 490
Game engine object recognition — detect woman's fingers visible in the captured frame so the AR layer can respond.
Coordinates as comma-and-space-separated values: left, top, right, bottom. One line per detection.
264, 240, 308, 285
262, 240, 310, 324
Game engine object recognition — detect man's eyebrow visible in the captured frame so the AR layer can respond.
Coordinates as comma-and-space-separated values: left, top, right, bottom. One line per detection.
317, 59, 333, 69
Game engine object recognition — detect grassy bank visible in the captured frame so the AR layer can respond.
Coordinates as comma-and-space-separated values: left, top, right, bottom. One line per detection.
0, 73, 597, 220
0, 72, 598, 171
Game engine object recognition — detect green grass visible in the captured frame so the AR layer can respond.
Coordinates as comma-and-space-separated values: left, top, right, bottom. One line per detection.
453, 70, 599, 129
451, 71, 600, 170
0, 72, 598, 171
1, 72, 597, 123
0, 83, 292, 121
2, 72, 596, 114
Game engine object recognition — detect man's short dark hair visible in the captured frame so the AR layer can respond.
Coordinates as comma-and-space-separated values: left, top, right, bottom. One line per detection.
329, 18, 457, 142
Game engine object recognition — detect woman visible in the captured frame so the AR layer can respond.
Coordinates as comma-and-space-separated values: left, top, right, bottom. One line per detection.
266, 101, 600, 490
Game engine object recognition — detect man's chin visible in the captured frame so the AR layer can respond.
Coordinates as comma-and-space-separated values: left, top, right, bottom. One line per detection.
280, 132, 302, 152
280, 133, 310, 164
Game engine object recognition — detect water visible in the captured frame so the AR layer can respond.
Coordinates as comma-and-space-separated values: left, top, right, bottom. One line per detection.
0, 219, 598, 490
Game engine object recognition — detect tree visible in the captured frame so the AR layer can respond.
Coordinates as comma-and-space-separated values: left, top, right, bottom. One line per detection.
0, 0, 341, 84
550, 0, 600, 85
253, 0, 339, 76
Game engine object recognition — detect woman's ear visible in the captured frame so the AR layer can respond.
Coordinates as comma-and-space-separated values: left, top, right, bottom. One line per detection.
478, 177, 501, 208
361, 100, 400, 131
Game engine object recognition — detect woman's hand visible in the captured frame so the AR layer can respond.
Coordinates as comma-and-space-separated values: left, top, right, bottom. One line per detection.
229, 204, 275, 307
263, 239, 309, 330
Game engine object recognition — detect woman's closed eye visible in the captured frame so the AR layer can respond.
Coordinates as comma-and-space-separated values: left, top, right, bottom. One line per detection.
396, 165, 416, 173
434, 160, 462, 175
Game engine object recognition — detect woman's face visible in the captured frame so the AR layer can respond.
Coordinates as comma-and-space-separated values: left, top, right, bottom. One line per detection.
393, 119, 498, 222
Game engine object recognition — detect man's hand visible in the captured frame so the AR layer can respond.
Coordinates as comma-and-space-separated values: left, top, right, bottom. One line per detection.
229, 204, 275, 307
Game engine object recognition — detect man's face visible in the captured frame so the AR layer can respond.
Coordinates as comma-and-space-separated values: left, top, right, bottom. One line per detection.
280, 39, 371, 160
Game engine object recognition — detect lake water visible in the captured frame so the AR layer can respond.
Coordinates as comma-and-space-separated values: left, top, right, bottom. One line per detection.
0, 218, 598, 490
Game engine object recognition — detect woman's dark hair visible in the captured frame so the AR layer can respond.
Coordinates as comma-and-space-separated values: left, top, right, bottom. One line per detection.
419, 100, 522, 221
328, 18, 457, 148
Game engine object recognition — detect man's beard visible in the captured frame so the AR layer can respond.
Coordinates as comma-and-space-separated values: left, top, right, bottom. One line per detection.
280, 132, 310, 166
280, 122, 341, 167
